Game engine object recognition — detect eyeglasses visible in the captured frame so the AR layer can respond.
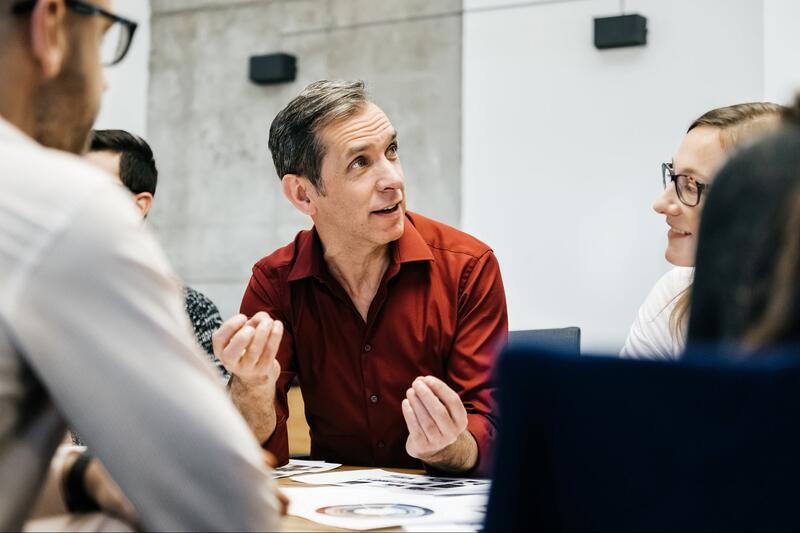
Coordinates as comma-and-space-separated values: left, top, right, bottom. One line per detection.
12, 0, 138, 66
661, 162, 709, 207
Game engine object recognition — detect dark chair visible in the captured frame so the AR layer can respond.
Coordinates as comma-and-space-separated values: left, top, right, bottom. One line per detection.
507, 327, 581, 355
485, 344, 800, 532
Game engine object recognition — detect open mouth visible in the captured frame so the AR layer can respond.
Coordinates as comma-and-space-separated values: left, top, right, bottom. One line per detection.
668, 228, 692, 237
372, 203, 400, 215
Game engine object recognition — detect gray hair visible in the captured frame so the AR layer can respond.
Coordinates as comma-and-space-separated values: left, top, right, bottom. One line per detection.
268, 80, 369, 192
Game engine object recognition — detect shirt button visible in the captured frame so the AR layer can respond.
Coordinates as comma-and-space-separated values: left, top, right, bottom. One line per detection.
364, 344, 372, 352
377, 440, 386, 448
370, 394, 379, 404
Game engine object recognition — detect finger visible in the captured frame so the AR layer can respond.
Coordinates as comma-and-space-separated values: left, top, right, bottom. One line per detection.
402, 398, 428, 445
257, 321, 283, 372
276, 488, 290, 517
266, 359, 282, 384
246, 311, 274, 328
407, 388, 442, 441
222, 325, 255, 367
261, 449, 278, 469
239, 317, 272, 370
422, 375, 468, 427
412, 379, 453, 432
212, 314, 247, 356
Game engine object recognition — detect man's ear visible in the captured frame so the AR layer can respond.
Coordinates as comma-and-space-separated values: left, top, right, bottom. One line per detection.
282, 174, 318, 217
30, 0, 68, 79
133, 192, 153, 218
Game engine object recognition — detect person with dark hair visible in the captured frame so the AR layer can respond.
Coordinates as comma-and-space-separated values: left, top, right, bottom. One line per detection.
85, 129, 228, 377
688, 100, 800, 349
213, 80, 508, 476
88, 128, 157, 213
621, 103, 784, 360
0, 1, 278, 531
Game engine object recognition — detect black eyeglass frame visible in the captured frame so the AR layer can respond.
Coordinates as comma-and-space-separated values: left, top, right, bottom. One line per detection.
11, 0, 138, 66
661, 162, 709, 207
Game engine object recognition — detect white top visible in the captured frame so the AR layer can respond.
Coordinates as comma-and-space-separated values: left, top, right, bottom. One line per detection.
0, 118, 278, 531
620, 267, 694, 360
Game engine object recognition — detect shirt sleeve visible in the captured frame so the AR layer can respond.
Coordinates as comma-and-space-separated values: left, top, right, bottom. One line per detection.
620, 267, 692, 360
240, 264, 297, 466
448, 250, 508, 477
8, 188, 279, 532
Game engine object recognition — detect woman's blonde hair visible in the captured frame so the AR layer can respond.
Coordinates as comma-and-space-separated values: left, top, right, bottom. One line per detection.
669, 102, 785, 340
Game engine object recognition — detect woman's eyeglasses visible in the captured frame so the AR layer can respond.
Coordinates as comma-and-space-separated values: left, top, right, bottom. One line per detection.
661, 162, 709, 207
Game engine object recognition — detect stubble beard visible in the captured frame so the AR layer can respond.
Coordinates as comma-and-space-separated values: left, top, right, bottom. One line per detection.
32, 47, 99, 155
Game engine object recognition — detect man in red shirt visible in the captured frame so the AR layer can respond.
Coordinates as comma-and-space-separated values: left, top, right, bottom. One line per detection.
213, 80, 507, 476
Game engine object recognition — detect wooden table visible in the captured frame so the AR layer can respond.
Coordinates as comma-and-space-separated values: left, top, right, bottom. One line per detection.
278, 466, 425, 532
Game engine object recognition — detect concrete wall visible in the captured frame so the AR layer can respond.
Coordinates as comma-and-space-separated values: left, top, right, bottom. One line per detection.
147, 0, 464, 318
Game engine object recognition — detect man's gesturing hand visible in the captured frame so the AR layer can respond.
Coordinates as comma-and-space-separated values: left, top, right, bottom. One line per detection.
401, 376, 478, 473
213, 312, 283, 385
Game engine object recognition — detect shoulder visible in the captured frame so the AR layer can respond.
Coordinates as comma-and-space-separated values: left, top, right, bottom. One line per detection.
407, 212, 492, 260
1, 136, 139, 239
650, 266, 694, 302
184, 286, 221, 317
4, 137, 119, 198
252, 229, 312, 275
621, 267, 691, 359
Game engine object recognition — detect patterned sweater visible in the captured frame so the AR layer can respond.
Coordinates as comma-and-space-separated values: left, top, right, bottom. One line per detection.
184, 286, 230, 382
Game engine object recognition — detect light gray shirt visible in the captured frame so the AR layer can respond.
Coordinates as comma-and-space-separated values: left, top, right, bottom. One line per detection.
0, 117, 278, 531
620, 266, 694, 360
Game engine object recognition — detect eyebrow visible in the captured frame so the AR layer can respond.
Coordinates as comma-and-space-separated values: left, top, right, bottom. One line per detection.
673, 162, 709, 181
345, 131, 398, 159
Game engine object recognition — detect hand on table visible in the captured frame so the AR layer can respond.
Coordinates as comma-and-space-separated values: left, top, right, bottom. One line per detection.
83, 458, 139, 526
61, 451, 139, 528
401, 376, 478, 473
213, 312, 283, 386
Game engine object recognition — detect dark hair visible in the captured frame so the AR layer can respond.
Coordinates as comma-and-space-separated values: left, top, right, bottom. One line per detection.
90, 129, 157, 196
688, 114, 800, 349
268, 80, 368, 192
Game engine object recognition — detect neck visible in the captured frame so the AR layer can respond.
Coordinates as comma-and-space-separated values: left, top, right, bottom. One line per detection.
317, 226, 392, 306
0, 52, 37, 140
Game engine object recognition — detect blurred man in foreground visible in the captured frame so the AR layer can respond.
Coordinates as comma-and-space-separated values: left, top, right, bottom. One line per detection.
0, 0, 280, 530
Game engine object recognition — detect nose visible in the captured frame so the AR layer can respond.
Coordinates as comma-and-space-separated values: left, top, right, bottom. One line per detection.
653, 182, 682, 216
376, 157, 404, 192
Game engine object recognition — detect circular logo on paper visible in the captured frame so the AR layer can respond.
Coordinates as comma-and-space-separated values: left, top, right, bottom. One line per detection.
316, 504, 434, 518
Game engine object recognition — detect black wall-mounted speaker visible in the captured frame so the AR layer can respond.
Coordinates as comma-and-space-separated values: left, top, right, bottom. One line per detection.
594, 14, 647, 50
249, 53, 297, 85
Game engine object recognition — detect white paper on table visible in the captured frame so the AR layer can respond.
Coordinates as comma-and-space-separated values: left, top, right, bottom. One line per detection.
272, 459, 342, 479
282, 487, 487, 531
291, 468, 491, 496
403, 525, 481, 532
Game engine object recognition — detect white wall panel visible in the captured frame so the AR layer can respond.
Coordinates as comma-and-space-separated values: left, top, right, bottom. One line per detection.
463, 0, 764, 351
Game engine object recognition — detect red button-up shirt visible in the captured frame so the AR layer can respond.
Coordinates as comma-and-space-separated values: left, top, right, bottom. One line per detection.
240, 212, 508, 475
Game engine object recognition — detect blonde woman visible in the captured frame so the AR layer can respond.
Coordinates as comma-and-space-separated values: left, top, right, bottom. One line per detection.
622, 103, 784, 359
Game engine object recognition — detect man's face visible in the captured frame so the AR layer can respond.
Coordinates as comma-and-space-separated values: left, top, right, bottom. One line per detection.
310, 102, 406, 248
34, 0, 111, 154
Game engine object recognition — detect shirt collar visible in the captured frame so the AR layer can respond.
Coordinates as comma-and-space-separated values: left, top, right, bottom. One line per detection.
0, 116, 37, 147
288, 212, 435, 282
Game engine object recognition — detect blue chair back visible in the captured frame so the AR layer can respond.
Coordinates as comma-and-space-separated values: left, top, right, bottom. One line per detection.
507, 327, 581, 354
485, 344, 800, 532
